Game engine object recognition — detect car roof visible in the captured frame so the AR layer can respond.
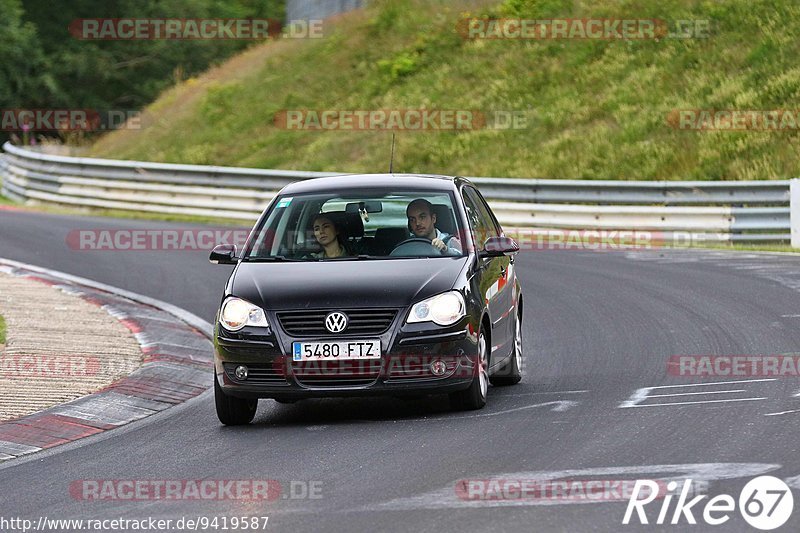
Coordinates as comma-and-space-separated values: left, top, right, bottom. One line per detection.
279, 173, 469, 195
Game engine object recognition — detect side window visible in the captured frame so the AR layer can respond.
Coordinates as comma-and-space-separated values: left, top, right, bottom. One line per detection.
462, 187, 499, 251
470, 188, 502, 236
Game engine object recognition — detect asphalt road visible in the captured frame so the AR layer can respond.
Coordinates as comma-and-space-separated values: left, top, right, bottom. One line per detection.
3, 209, 800, 532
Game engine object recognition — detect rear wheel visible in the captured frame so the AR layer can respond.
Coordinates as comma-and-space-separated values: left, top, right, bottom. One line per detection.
449, 332, 488, 410
490, 312, 523, 386
214, 375, 258, 425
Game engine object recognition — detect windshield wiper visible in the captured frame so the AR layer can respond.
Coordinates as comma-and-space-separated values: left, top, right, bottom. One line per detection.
317, 255, 371, 261
243, 256, 301, 262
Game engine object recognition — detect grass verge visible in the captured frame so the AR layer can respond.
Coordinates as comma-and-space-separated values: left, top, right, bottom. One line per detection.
688, 243, 798, 254
89, 0, 800, 181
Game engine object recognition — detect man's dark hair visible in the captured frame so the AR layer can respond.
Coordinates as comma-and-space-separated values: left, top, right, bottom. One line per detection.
406, 198, 434, 216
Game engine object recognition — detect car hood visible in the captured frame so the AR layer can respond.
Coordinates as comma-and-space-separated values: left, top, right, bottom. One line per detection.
231, 257, 469, 310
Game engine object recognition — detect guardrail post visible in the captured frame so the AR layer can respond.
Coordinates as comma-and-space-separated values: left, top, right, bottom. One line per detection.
792, 179, 800, 248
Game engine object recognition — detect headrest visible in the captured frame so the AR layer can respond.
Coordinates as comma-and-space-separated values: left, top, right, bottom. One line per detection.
430, 204, 456, 236
314, 211, 364, 240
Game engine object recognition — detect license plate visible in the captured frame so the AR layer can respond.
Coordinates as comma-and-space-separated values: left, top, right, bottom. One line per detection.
292, 340, 381, 361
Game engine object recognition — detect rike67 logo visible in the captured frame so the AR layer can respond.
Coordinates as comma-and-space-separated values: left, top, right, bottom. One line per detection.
623, 476, 793, 530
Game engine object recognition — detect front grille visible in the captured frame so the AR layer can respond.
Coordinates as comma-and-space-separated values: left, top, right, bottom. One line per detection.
277, 309, 397, 336
292, 359, 380, 388
295, 376, 378, 387
224, 362, 287, 385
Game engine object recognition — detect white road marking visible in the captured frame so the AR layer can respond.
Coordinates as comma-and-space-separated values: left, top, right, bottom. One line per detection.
648, 389, 747, 398
457, 400, 579, 418
764, 409, 800, 417
619, 379, 775, 408
653, 379, 776, 387
356, 463, 781, 511
408, 401, 579, 422
498, 390, 588, 397
623, 397, 766, 408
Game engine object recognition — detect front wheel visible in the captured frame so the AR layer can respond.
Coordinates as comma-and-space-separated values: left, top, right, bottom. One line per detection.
449, 332, 488, 410
490, 312, 523, 386
214, 374, 258, 425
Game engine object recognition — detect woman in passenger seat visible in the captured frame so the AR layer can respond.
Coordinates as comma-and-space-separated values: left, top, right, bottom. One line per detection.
309, 214, 351, 259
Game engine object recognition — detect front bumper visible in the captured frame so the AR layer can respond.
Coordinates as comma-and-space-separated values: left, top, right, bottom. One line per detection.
214, 317, 479, 400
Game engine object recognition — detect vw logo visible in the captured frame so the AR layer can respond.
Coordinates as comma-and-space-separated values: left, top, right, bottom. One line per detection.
325, 312, 348, 333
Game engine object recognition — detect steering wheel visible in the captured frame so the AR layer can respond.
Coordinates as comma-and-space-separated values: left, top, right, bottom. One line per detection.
390, 238, 441, 256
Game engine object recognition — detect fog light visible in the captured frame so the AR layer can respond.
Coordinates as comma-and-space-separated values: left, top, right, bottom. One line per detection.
430, 360, 447, 376
234, 365, 248, 380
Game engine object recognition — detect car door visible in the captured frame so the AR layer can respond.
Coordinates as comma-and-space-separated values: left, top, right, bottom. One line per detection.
472, 187, 517, 352
461, 186, 514, 368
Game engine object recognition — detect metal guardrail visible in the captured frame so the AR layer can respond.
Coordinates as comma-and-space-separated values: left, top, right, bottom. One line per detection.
0, 142, 792, 243
286, 0, 365, 22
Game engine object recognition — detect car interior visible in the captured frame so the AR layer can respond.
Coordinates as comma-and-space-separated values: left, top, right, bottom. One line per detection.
324, 204, 458, 257
249, 195, 463, 259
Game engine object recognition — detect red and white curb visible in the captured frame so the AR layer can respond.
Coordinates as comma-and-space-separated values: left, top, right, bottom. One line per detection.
0, 258, 213, 462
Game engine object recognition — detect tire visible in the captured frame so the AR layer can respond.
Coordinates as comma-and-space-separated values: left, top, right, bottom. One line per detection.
490, 312, 523, 386
449, 331, 488, 410
214, 374, 258, 425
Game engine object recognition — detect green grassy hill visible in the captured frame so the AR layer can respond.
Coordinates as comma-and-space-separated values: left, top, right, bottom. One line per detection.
89, 0, 800, 180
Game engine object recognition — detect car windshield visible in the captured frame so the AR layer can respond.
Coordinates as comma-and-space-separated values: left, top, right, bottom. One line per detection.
242, 189, 466, 261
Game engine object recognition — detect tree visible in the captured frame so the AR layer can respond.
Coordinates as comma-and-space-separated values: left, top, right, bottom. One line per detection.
0, 0, 54, 109
16, 0, 283, 113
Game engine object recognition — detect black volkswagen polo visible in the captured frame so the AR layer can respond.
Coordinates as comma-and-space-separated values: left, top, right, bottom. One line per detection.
210, 174, 523, 425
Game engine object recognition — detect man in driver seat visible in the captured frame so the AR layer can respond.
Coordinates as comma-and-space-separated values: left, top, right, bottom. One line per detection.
406, 199, 463, 256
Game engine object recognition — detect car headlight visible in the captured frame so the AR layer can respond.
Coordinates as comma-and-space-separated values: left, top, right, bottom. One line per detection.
219, 297, 270, 331
407, 291, 466, 326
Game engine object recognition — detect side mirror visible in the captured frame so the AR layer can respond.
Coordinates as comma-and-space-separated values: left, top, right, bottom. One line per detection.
482, 236, 520, 257
209, 244, 238, 265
